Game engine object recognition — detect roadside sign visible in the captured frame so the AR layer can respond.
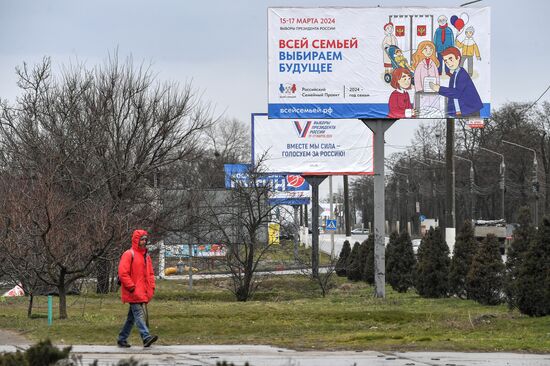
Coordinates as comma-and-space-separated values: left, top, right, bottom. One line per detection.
466, 119, 486, 129
268, 223, 281, 245
420, 214, 426, 222
325, 219, 337, 231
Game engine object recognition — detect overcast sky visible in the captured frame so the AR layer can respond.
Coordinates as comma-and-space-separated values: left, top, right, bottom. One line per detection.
1, 0, 548, 196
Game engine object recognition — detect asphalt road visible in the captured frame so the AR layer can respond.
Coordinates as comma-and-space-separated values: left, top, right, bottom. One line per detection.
1, 344, 549, 366
318, 233, 368, 257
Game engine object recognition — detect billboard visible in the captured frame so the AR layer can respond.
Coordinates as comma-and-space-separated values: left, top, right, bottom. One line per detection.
252, 114, 373, 175
268, 7, 490, 120
224, 163, 311, 205
164, 244, 227, 258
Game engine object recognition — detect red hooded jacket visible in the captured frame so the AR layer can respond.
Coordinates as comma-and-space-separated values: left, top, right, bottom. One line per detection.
118, 229, 156, 304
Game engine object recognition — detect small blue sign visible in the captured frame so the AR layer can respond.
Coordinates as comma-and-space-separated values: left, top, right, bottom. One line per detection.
420, 215, 426, 222
325, 219, 337, 231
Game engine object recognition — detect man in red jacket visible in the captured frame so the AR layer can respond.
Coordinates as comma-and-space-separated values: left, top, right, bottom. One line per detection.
117, 229, 158, 348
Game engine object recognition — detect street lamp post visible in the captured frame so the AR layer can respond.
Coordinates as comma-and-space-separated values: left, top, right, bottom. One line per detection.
502, 140, 539, 225
393, 170, 410, 233
428, 158, 447, 225
410, 157, 435, 221
410, 157, 436, 233
395, 166, 414, 233
427, 157, 476, 221
480, 147, 506, 220
455, 156, 475, 220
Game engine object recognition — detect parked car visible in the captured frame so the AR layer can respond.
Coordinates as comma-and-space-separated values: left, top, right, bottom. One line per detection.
351, 228, 369, 235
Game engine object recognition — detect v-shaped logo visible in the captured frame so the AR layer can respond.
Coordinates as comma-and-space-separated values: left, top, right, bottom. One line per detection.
293, 121, 312, 138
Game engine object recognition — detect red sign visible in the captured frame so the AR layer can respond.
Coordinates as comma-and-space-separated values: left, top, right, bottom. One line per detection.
395, 25, 405, 37
417, 25, 426, 37
466, 119, 485, 129
287, 175, 305, 188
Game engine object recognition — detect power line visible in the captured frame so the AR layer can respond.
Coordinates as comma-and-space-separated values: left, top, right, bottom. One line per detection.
523, 84, 550, 114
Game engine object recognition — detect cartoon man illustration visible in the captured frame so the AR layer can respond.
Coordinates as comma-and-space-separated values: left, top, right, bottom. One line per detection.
429, 47, 483, 117
455, 26, 481, 76
434, 15, 455, 76
382, 22, 398, 75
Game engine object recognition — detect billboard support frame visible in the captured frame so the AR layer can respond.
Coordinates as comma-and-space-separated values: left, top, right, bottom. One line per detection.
304, 175, 327, 279
363, 119, 395, 298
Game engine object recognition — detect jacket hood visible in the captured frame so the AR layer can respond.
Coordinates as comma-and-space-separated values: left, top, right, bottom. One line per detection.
131, 229, 149, 253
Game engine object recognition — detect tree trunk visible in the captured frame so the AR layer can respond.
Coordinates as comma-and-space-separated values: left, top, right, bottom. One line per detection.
59, 285, 67, 319
96, 258, 110, 294
58, 270, 68, 319
237, 241, 255, 302
27, 294, 34, 318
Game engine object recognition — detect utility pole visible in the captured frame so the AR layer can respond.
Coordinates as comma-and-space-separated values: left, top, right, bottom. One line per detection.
445, 118, 456, 245
395, 177, 401, 234
480, 147, 506, 220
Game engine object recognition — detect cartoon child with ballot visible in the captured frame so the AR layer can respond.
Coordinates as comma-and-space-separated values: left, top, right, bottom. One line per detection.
387, 68, 415, 118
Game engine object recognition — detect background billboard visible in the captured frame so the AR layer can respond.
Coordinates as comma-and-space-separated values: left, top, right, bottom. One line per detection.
252, 114, 373, 175
268, 7, 490, 120
224, 163, 311, 205
164, 244, 226, 258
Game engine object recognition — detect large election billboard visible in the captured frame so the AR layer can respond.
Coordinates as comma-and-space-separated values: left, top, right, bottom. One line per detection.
268, 7, 490, 120
252, 114, 373, 175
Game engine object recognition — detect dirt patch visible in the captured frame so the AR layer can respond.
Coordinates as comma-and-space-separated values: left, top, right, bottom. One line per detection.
0, 329, 29, 345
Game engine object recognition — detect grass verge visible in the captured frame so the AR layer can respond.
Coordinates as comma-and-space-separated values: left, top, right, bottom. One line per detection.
0, 276, 549, 352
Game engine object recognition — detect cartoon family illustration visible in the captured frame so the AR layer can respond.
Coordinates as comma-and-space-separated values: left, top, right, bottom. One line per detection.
382, 13, 483, 119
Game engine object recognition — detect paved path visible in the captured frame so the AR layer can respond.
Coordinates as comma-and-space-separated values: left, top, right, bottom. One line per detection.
1, 344, 549, 366
0, 329, 29, 346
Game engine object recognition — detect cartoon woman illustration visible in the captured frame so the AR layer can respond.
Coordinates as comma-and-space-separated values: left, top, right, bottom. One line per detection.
387, 68, 415, 118
411, 40, 440, 92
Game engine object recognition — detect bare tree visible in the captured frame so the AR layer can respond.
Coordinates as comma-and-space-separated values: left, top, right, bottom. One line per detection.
192, 163, 281, 301
0, 54, 213, 316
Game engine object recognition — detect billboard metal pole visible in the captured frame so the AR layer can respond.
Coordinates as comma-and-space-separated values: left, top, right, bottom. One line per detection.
305, 176, 327, 278
445, 118, 456, 245
344, 175, 351, 237
293, 205, 300, 261
329, 175, 335, 258
363, 119, 395, 298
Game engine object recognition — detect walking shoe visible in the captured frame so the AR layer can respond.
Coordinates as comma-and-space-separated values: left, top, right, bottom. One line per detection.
117, 340, 131, 348
143, 335, 158, 347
